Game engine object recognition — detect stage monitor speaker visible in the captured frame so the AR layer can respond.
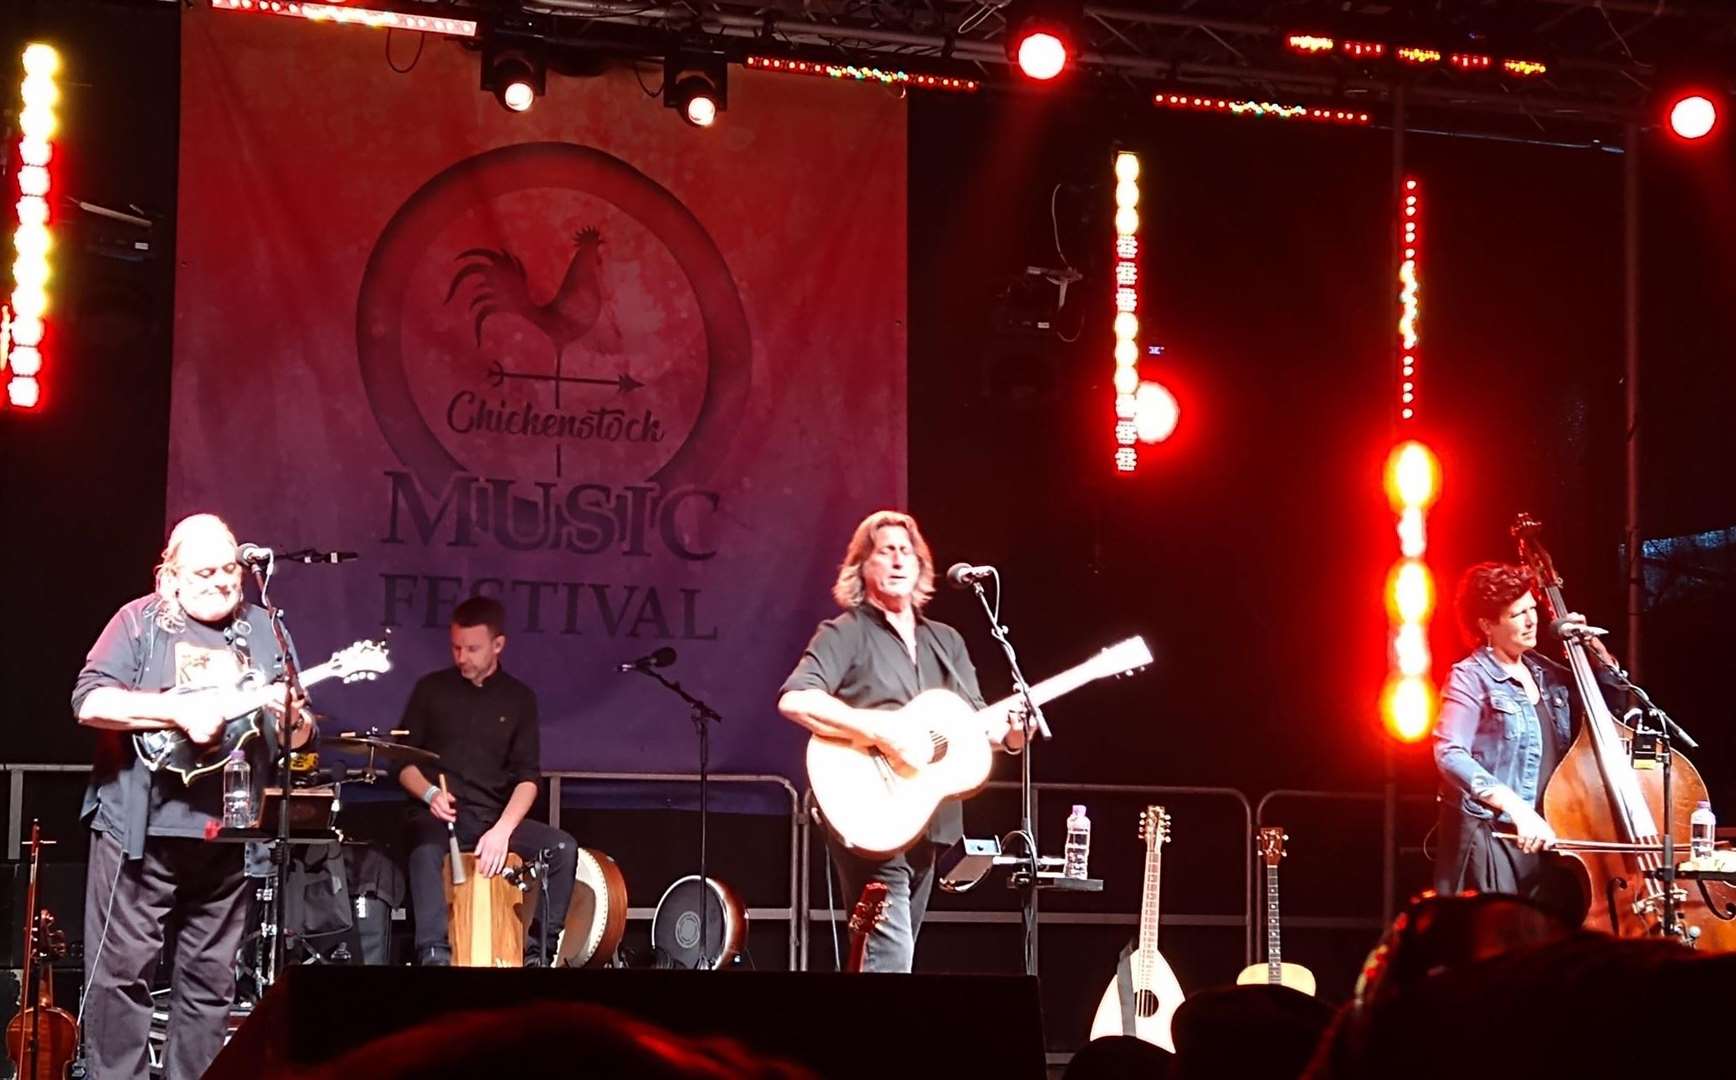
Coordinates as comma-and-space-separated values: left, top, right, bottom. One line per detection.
208, 966, 1045, 1079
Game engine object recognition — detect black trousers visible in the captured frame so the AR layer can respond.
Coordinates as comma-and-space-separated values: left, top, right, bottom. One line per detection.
407, 813, 577, 959
83, 829, 251, 1080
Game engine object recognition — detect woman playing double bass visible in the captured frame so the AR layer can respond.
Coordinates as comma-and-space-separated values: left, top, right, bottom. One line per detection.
1431, 562, 1626, 921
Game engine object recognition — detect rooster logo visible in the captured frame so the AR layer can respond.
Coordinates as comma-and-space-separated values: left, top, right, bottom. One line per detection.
445, 226, 633, 392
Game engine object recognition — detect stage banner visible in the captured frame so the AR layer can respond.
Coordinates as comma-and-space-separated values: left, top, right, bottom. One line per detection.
169, 11, 906, 797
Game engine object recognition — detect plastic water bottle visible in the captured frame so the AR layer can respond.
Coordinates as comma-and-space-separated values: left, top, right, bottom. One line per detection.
1690, 801, 1717, 860
222, 750, 253, 830
1063, 804, 1091, 880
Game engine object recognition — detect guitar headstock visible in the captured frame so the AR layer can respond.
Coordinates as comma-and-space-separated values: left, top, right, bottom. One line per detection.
1256, 826, 1288, 868
848, 881, 890, 936
330, 639, 392, 683
1139, 805, 1172, 850
1087, 637, 1154, 681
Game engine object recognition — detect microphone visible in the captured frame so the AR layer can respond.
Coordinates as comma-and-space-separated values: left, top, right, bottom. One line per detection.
617, 646, 678, 673
1551, 618, 1610, 638
238, 543, 274, 566
945, 562, 996, 589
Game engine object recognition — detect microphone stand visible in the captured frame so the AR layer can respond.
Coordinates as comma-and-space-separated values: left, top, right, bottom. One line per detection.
249, 553, 308, 989
627, 660, 724, 969
964, 571, 1052, 977
1591, 645, 1702, 941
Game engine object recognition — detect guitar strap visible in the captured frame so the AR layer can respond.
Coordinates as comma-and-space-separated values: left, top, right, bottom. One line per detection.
1115, 937, 1138, 1032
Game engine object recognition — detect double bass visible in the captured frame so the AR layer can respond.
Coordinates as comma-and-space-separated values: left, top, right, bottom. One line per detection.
4, 821, 78, 1079
1514, 514, 1736, 949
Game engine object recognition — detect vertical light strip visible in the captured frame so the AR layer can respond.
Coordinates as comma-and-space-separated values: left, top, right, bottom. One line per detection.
5, 42, 60, 410
1398, 178, 1419, 423
1382, 175, 1438, 742
1112, 150, 1141, 474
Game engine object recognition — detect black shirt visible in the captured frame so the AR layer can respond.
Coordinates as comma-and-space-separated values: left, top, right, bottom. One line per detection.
780, 604, 986, 845
399, 666, 540, 824
71, 596, 292, 858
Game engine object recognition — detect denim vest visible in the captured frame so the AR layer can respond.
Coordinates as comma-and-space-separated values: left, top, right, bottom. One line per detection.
1433, 647, 1573, 822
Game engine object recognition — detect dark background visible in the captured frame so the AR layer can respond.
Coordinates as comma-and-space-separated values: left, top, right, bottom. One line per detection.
2, 0, 1733, 1046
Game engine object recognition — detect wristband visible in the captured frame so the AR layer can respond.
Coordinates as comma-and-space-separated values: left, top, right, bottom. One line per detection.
422, 786, 440, 806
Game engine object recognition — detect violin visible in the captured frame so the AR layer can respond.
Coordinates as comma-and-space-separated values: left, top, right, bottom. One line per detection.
1513, 514, 1736, 949
4, 821, 79, 1079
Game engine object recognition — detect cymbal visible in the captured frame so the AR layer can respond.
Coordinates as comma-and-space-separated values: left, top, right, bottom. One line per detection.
324, 732, 440, 765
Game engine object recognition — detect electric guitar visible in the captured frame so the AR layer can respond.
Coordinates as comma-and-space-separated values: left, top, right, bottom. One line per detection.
806, 636, 1152, 856
845, 881, 890, 973
1089, 805, 1186, 1051
1235, 826, 1317, 995
134, 639, 391, 782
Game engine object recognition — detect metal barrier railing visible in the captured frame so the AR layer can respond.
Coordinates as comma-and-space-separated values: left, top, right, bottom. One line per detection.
800, 780, 1256, 971
0, 764, 803, 970
1256, 786, 1435, 933
3, 763, 1421, 976
4, 763, 89, 860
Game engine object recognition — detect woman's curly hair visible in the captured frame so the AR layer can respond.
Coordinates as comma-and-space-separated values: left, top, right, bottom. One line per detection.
1453, 561, 1536, 646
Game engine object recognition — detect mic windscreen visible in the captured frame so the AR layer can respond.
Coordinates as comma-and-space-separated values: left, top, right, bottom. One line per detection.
650, 646, 678, 668
945, 562, 973, 589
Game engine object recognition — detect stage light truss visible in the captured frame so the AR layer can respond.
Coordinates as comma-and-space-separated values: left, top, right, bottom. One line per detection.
6, 42, 60, 411
506, 0, 1736, 139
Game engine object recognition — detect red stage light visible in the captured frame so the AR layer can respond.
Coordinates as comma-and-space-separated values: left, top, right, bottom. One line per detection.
1668, 94, 1718, 140
1133, 381, 1179, 444
1014, 31, 1069, 80
1381, 674, 1435, 743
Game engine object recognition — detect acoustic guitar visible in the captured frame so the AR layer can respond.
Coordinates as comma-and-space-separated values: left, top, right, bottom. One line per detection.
134, 639, 391, 781
807, 636, 1152, 856
1088, 806, 1186, 1051
844, 881, 890, 973
1235, 827, 1317, 995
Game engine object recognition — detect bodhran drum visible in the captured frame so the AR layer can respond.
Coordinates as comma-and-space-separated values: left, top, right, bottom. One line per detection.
651, 875, 746, 970
555, 847, 628, 968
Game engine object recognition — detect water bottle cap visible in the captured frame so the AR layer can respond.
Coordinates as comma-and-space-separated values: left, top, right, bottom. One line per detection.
229, 749, 246, 761
1696, 800, 1712, 810
1070, 804, 1086, 817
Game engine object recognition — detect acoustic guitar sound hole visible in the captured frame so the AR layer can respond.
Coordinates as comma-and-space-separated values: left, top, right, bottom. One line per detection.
1133, 989, 1160, 1019
930, 734, 948, 763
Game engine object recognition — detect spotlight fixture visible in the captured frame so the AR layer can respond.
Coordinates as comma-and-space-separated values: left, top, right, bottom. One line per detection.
1005, 0, 1082, 82
1666, 90, 1720, 141
483, 42, 544, 113
664, 55, 727, 128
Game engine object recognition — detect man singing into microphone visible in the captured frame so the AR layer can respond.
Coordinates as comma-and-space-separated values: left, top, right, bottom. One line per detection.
778, 510, 1027, 972
73, 513, 314, 1079
398, 596, 576, 965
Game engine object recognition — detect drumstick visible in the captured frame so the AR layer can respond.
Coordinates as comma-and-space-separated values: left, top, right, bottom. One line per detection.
441, 773, 466, 885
